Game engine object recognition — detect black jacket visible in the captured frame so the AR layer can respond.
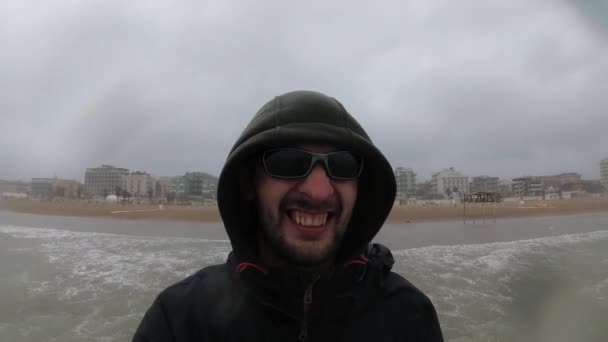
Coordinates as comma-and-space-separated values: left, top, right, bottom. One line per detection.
134, 91, 443, 341
133, 244, 443, 341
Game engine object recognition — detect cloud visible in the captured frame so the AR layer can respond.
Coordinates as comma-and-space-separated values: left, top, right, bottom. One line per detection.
1, 0, 607, 181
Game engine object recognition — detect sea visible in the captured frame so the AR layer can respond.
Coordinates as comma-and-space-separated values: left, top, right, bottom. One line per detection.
1, 210, 607, 341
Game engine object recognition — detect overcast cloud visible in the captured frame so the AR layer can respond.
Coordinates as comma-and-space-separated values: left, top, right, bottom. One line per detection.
1, 0, 607, 182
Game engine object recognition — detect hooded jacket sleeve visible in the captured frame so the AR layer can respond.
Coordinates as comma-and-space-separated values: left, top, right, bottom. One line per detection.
381, 272, 444, 342
132, 298, 175, 342
426, 300, 444, 342
132, 268, 227, 342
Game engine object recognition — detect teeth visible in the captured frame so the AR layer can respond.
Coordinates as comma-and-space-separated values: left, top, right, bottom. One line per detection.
292, 211, 328, 227
312, 216, 321, 226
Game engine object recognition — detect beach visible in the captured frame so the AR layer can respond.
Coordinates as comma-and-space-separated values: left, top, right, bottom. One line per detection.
1, 197, 608, 223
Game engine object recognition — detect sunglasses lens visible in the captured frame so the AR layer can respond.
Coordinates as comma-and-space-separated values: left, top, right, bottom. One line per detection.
263, 149, 312, 178
327, 152, 362, 179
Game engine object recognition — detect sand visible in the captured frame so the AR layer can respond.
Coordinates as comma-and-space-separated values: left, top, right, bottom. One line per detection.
386, 198, 608, 223
2, 197, 608, 223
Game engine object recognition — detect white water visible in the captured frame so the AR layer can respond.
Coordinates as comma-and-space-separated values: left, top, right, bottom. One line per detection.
392, 230, 608, 341
1, 220, 607, 341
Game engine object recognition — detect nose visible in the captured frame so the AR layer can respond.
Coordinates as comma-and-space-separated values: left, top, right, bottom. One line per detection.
297, 163, 334, 200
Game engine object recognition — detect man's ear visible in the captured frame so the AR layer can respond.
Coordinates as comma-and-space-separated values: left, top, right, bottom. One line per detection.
239, 163, 256, 201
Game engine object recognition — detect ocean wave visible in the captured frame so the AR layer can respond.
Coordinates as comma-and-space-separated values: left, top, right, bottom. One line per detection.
392, 230, 608, 274
391, 230, 608, 340
0, 225, 231, 300
0, 225, 230, 243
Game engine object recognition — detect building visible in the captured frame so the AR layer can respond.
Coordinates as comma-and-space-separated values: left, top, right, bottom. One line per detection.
52, 179, 82, 198
201, 179, 217, 200
512, 176, 543, 197
159, 176, 187, 195
84, 165, 130, 198
30, 178, 81, 198
431, 167, 469, 197
557, 173, 582, 186
157, 176, 175, 197
540, 173, 582, 190
394, 167, 416, 200
580, 180, 604, 194
155, 176, 185, 203
183, 172, 219, 199
539, 175, 561, 189
602, 158, 608, 191
30, 178, 54, 198
470, 176, 499, 193
497, 180, 513, 198
122, 171, 156, 198
0, 180, 30, 194
415, 181, 434, 199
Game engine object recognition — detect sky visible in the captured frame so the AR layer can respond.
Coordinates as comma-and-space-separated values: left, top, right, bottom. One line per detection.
1, 0, 607, 182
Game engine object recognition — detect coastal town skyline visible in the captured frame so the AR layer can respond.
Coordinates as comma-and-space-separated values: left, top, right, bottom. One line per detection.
2, 156, 607, 184
2, 158, 606, 201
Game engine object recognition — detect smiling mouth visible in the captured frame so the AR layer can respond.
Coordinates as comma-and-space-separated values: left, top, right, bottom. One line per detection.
286, 210, 334, 227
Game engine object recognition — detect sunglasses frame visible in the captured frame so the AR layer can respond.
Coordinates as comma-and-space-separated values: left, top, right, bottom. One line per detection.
261, 148, 364, 180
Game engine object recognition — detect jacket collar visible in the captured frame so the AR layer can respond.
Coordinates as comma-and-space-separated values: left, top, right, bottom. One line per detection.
225, 243, 395, 320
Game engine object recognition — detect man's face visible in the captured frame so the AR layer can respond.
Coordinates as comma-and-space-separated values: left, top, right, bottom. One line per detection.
254, 145, 359, 267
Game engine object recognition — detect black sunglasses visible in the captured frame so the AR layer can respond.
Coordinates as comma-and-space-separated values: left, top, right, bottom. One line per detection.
262, 148, 363, 180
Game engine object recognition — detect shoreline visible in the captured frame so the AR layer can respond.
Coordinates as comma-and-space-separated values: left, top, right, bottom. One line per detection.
2, 198, 608, 224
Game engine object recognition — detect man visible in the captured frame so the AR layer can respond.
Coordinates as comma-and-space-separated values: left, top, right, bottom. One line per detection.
133, 90, 443, 341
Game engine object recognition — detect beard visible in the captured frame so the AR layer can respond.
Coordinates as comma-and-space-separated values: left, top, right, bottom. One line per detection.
258, 216, 344, 267
257, 193, 349, 267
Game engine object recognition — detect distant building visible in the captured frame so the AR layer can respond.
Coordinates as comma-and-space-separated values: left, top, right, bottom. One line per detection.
580, 180, 604, 194
155, 176, 188, 203
602, 158, 608, 191
30, 178, 54, 198
122, 171, 155, 198
540, 173, 582, 190
157, 176, 175, 196
52, 179, 82, 198
497, 180, 513, 198
173, 176, 186, 194
394, 167, 416, 200
0, 180, 30, 194
512, 176, 543, 197
558, 172, 582, 186
415, 181, 433, 199
84, 165, 130, 198
539, 175, 561, 189
31, 178, 81, 198
470, 176, 499, 193
431, 167, 469, 197
183, 172, 219, 199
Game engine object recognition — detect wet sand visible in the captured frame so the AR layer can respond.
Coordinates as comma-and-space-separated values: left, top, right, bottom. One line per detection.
387, 198, 608, 223
2, 197, 608, 223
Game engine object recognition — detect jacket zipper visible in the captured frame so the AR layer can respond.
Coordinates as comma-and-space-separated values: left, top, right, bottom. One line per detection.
298, 276, 319, 342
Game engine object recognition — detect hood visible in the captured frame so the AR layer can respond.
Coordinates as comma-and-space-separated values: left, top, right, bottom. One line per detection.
217, 90, 396, 262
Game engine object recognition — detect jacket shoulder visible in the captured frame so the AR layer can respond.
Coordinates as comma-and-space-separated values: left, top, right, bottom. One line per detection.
157, 263, 233, 305
133, 263, 238, 341
379, 272, 444, 341
384, 272, 433, 305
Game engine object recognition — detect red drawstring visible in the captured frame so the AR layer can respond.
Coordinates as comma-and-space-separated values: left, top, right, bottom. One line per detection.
235, 262, 268, 274
344, 254, 369, 267
237, 256, 365, 273
345, 260, 366, 266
